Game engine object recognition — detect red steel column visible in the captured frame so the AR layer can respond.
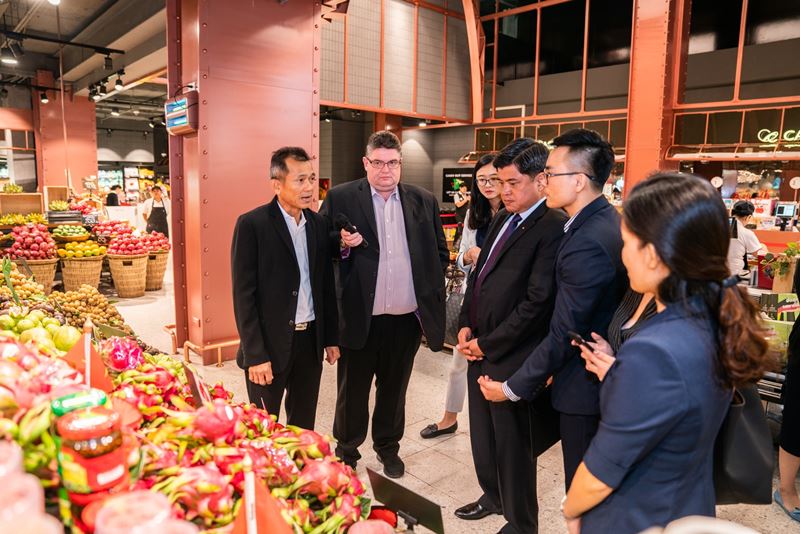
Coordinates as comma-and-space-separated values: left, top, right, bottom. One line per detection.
623, 0, 685, 195
168, 0, 321, 364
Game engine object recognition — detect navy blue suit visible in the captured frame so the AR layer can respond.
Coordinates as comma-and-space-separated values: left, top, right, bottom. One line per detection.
582, 299, 730, 533
505, 196, 627, 485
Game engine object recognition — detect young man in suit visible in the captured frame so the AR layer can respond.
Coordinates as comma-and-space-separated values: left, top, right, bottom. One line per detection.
320, 131, 449, 478
455, 139, 566, 534
231, 147, 339, 431
476, 129, 627, 490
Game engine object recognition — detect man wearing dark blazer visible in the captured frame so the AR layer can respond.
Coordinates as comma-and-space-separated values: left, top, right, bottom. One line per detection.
454, 139, 566, 534
231, 147, 339, 431
475, 129, 627, 491
320, 131, 448, 478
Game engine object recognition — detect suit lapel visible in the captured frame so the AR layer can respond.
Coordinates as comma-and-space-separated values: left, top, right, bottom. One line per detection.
268, 199, 298, 265
398, 183, 418, 248
481, 202, 548, 280
357, 179, 379, 242
304, 209, 317, 273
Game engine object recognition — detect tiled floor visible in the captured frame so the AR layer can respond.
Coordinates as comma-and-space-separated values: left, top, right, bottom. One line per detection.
116, 271, 798, 533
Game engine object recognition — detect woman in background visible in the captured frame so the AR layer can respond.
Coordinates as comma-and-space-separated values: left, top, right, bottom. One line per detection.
420, 154, 502, 439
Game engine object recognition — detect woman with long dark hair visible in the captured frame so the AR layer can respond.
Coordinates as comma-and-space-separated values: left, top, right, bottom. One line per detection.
562, 173, 772, 533
420, 153, 503, 439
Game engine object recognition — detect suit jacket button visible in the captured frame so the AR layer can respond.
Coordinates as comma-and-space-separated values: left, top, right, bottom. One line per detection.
289, 320, 295, 327
292, 290, 298, 297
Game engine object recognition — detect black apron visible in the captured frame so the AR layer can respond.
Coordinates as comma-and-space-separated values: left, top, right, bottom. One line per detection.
146, 200, 169, 237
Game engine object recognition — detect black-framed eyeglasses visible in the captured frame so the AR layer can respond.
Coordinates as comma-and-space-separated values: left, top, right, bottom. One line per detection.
476, 177, 500, 186
543, 170, 595, 184
366, 157, 401, 170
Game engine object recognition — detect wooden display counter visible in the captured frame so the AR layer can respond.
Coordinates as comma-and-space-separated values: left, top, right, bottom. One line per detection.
0, 192, 43, 215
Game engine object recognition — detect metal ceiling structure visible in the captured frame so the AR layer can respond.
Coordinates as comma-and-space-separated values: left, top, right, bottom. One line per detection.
0, 0, 168, 123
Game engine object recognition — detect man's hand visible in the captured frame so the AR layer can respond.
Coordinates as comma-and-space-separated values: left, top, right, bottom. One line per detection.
456, 327, 472, 347
340, 228, 363, 248
248, 361, 273, 386
325, 346, 341, 365
458, 338, 484, 360
477, 375, 508, 402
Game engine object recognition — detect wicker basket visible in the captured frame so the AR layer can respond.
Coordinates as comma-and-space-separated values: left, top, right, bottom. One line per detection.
61, 255, 104, 291
107, 254, 148, 298
24, 258, 59, 295
145, 251, 170, 291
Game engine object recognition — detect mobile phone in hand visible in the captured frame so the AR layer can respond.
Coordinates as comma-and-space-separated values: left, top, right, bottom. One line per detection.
568, 331, 593, 351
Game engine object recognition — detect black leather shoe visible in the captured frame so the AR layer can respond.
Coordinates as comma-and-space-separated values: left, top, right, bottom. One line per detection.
377, 453, 405, 478
419, 421, 458, 439
454, 501, 500, 520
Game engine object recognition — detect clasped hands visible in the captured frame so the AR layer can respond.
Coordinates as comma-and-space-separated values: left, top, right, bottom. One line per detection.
456, 327, 507, 402
248, 346, 341, 386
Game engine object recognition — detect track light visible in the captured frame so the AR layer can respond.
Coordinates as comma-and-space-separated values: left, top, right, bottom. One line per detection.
148, 118, 155, 128
132, 108, 140, 116
110, 107, 120, 116
114, 70, 124, 91
98, 81, 108, 96
104, 55, 113, 70
1, 47, 18, 65
39, 92, 48, 104
418, 120, 428, 127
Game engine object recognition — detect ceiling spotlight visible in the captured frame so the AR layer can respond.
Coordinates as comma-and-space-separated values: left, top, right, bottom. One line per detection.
48, 0, 61, 5
104, 55, 113, 70
418, 120, 428, 127
148, 118, 155, 128
106, 128, 112, 136
132, 108, 140, 116
92, 91, 101, 102
114, 70, 124, 91
98, 81, 108, 96
1, 47, 18, 65
39, 92, 48, 104
110, 107, 120, 116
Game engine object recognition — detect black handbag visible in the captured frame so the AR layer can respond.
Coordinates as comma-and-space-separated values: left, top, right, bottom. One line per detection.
444, 292, 464, 347
713, 384, 773, 505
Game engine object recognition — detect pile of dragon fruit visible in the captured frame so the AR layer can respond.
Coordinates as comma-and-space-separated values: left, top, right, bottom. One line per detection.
0, 335, 370, 532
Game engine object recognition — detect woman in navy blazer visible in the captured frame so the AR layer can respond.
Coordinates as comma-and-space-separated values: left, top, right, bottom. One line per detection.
562, 173, 773, 534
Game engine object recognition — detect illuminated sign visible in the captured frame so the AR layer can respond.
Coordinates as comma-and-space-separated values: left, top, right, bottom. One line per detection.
757, 128, 800, 143
164, 90, 198, 136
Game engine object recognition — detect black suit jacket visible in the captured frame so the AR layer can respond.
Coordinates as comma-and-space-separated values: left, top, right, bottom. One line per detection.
506, 196, 627, 415
231, 198, 338, 374
459, 203, 567, 380
320, 178, 449, 351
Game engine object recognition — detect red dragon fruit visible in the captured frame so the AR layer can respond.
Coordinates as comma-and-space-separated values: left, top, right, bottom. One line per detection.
312, 494, 365, 533
99, 336, 144, 371
193, 399, 238, 443
277, 458, 355, 503
271, 426, 333, 462
151, 464, 235, 528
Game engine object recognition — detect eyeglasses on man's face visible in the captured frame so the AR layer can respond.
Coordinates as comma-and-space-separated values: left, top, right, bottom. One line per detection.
366, 157, 402, 170
543, 170, 595, 184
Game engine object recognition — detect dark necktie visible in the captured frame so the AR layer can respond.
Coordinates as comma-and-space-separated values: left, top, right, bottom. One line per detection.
469, 213, 522, 328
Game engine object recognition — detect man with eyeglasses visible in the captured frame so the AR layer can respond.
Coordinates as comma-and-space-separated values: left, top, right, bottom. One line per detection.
320, 131, 449, 478
454, 138, 566, 534
231, 147, 340, 430
474, 129, 627, 494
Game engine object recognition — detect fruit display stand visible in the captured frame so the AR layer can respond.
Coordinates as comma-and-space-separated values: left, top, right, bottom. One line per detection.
61, 255, 104, 291
145, 251, 170, 291
0, 192, 44, 215
107, 253, 148, 298
24, 258, 59, 295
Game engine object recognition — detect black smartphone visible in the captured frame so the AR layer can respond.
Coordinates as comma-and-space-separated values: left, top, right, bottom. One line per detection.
568, 331, 593, 350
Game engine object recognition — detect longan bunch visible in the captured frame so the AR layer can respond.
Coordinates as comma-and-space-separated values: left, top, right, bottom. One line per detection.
0, 264, 45, 301
48, 285, 130, 333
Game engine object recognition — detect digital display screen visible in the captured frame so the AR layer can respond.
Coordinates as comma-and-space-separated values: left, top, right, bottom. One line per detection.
167, 115, 189, 128
776, 203, 797, 217
166, 97, 188, 114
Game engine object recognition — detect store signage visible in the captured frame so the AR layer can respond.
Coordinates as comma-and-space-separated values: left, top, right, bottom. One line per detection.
757, 128, 800, 143
442, 168, 473, 204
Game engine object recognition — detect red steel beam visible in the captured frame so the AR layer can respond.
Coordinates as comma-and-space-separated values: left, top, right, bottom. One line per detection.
319, 99, 471, 123
580, 0, 590, 112
732, 0, 749, 102
462, 0, 483, 122
442, 13, 448, 117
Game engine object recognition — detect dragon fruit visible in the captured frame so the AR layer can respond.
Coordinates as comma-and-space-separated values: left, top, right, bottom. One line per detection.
277, 458, 355, 503
311, 494, 365, 534
194, 399, 238, 443
99, 336, 144, 371
272, 426, 333, 462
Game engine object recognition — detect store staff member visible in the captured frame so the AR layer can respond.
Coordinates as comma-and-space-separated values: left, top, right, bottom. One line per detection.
142, 186, 170, 237
727, 200, 767, 276
231, 147, 339, 430
106, 185, 122, 207
320, 130, 449, 478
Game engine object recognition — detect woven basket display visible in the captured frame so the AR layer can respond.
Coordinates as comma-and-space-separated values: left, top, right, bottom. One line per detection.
145, 251, 170, 291
107, 254, 148, 298
61, 255, 104, 291
24, 258, 59, 295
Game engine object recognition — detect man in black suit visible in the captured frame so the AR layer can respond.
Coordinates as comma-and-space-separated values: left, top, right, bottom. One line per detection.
320, 131, 448, 478
231, 147, 339, 430
476, 129, 627, 492
454, 139, 566, 534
